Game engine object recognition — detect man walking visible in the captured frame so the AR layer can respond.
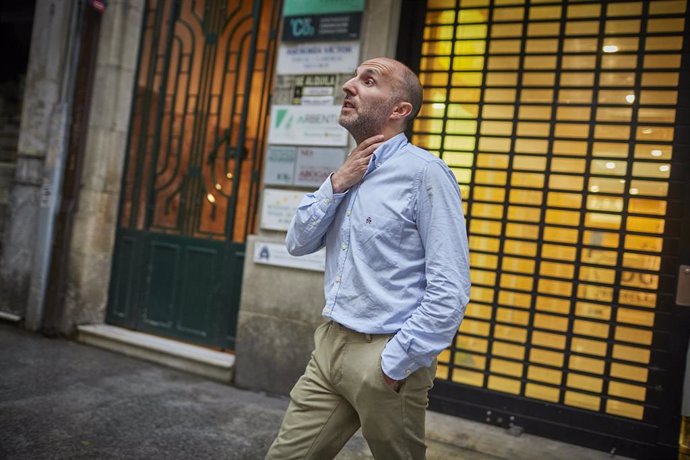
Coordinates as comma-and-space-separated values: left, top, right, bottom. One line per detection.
266, 57, 471, 460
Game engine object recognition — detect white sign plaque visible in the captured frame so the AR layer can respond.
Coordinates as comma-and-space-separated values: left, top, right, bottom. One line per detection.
260, 188, 305, 231
301, 95, 335, 105
277, 41, 360, 75
295, 146, 346, 187
268, 105, 348, 146
254, 241, 326, 272
264, 146, 298, 185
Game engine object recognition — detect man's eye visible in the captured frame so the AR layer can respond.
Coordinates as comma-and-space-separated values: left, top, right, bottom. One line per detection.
364, 79, 375, 86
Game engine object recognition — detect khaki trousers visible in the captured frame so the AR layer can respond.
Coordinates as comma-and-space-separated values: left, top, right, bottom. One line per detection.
265, 321, 436, 460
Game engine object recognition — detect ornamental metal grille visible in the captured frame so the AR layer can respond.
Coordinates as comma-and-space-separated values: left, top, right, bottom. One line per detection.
120, 0, 280, 242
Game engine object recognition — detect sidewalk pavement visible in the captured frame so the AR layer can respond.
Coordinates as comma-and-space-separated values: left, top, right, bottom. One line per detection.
0, 322, 622, 460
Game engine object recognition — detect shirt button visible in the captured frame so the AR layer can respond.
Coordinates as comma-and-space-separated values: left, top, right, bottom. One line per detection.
335, 276, 341, 283
325, 198, 330, 204
405, 369, 411, 375
346, 211, 351, 216
341, 244, 347, 251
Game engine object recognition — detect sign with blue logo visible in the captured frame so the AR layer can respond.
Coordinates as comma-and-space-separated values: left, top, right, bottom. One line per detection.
282, 12, 362, 42
254, 241, 326, 272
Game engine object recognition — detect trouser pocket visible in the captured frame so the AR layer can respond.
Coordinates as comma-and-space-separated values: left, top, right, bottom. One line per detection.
337, 335, 400, 400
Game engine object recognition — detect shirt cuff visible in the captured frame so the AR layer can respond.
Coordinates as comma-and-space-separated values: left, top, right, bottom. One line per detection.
315, 174, 347, 210
381, 337, 417, 381
328, 173, 349, 197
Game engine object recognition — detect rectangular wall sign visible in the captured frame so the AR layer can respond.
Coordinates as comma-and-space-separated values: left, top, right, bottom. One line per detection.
277, 41, 360, 75
282, 13, 362, 42
254, 241, 325, 272
264, 146, 298, 185
264, 145, 346, 187
260, 188, 305, 231
273, 74, 349, 106
295, 146, 346, 187
268, 105, 349, 146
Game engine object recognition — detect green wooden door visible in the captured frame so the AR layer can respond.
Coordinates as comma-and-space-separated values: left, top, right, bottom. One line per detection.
106, 0, 281, 349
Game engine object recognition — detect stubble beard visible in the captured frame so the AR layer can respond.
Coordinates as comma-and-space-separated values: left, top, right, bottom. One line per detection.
339, 99, 395, 144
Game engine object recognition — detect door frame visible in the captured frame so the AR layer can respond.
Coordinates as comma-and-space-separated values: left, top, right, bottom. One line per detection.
105, 0, 281, 350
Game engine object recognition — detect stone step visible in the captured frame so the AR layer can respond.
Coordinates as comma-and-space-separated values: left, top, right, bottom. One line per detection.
77, 324, 235, 383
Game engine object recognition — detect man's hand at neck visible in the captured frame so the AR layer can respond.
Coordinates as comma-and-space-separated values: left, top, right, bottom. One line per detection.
330, 134, 385, 194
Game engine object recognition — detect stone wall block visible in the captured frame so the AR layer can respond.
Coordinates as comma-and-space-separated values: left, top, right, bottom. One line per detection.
62, 248, 113, 332
88, 65, 137, 134
360, 0, 401, 60
71, 189, 119, 257
80, 125, 127, 193
17, 0, 73, 156
0, 183, 40, 313
1, 184, 39, 274
13, 156, 44, 185
41, 1, 72, 81
98, 0, 144, 71
62, 185, 120, 332
234, 311, 315, 395
17, 81, 59, 156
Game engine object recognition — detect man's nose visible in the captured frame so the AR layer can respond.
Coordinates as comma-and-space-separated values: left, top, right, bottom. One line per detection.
342, 77, 356, 95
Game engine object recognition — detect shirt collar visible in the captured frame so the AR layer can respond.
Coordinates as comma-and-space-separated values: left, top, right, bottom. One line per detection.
368, 132, 408, 173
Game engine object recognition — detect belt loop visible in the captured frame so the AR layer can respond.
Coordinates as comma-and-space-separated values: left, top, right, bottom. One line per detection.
365, 333, 372, 342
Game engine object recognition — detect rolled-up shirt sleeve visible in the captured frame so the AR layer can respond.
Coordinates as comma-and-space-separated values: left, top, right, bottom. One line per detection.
286, 175, 348, 256
381, 160, 471, 380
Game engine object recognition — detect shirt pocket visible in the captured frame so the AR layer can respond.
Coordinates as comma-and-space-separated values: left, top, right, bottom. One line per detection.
352, 213, 403, 271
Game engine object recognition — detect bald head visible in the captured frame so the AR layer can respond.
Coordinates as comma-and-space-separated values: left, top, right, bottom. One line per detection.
339, 57, 424, 142
361, 57, 423, 131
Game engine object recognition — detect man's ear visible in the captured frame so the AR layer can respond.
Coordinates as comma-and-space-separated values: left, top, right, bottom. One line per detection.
390, 101, 413, 122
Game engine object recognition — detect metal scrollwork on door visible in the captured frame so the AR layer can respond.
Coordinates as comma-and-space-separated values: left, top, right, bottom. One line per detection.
121, 0, 280, 242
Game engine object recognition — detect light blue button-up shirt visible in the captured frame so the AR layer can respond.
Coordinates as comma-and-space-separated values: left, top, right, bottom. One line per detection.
286, 133, 471, 380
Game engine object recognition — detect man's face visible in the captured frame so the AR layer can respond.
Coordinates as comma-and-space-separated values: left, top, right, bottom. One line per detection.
339, 59, 399, 140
